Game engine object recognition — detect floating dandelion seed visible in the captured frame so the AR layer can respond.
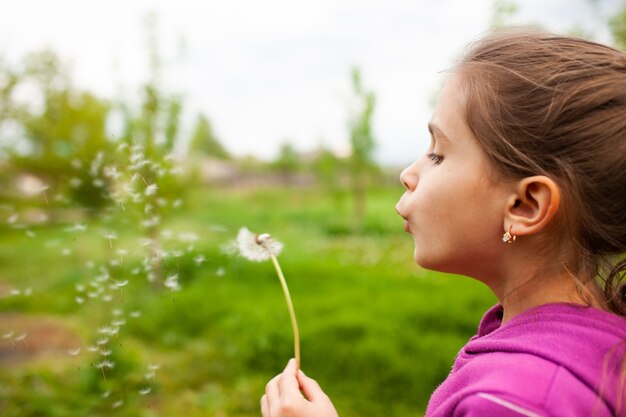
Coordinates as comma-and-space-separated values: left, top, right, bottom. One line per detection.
236, 227, 300, 367
194, 254, 206, 265
68, 347, 81, 356
145, 184, 158, 196
2, 331, 14, 345
111, 400, 124, 409
164, 274, 180, 291
103, 232, 117, 249
66, 223, 87, 233
139, 387, 152, 396
7, 214, 18, 224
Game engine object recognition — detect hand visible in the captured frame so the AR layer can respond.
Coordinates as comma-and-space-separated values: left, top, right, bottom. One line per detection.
261, 358, 339, 417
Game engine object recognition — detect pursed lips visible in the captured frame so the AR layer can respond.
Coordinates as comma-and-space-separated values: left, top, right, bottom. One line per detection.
395, 204, 411, 232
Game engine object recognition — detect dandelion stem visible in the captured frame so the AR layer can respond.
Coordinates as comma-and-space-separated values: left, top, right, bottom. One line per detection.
270, 254, 300, 369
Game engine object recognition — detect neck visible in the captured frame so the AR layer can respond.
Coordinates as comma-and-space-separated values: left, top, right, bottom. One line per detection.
489, 260, 597, 325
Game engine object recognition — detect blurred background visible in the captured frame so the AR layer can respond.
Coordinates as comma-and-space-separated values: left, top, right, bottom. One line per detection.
0, 1, 624, 416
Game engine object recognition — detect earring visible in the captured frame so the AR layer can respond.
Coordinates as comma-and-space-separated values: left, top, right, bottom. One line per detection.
502, 225, 516, 244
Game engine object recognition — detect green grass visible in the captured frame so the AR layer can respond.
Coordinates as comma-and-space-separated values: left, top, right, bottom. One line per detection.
0, 185, 496, 417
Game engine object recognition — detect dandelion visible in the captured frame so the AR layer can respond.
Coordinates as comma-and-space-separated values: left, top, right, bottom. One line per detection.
7, 214, 18, 224
138, 387, 152, 396
112, 400, 124, 409
236, 227, 300, 367
129, 311, 141, 318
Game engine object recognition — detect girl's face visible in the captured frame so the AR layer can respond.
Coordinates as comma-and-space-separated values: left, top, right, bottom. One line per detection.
395, 74, 511, 279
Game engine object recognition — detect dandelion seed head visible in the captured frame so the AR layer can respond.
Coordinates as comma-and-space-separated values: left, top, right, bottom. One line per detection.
236, 227, 283, 262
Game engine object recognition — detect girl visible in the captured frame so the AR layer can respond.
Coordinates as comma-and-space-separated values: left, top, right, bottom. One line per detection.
261, 29, 626, 417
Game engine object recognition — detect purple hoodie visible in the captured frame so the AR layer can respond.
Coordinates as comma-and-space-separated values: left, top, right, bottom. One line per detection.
425, 303, 626, 417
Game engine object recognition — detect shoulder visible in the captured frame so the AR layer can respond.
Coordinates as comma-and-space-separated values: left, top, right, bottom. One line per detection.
447, 354, 613, 417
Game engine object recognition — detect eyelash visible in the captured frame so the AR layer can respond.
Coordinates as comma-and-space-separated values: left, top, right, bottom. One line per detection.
427, 152, 443, 165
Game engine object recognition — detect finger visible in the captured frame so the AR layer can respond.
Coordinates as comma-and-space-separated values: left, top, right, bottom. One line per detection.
297, 369, 325, 402
265, 374, 280, 405
260, 394, 269, 417
278, 359, 300, 398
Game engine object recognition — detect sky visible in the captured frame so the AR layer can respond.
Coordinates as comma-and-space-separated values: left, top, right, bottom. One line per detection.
0, 0, 622, 166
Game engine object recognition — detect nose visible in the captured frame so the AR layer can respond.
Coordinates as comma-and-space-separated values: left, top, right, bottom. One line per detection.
399, 162, 418, 191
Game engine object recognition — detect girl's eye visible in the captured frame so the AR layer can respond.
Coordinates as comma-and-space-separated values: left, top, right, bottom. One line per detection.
427, 152, 444, 165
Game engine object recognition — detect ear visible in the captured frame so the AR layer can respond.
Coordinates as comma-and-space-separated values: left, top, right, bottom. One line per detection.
503, 175, 561, 237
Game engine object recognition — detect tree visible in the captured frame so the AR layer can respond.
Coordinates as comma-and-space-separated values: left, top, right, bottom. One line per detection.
610, 2, 626, 50
272, 142, 300, 185
189, 114, 230, 159
348, 67, 378, 232
0, 50, 113, 211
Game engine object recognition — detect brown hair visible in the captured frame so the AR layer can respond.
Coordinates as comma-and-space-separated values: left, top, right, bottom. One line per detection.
455, 28, 626, 316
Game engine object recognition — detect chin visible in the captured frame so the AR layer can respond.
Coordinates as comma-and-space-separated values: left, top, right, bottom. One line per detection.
413, 248, 455, 274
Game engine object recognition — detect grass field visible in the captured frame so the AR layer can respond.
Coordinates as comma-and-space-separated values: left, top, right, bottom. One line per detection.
0, 184, 497, 417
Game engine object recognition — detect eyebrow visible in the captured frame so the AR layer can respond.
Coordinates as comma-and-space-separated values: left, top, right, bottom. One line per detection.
427, 122, 452, 144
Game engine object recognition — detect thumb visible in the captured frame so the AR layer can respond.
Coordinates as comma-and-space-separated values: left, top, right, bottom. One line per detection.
297, 369, 325, 402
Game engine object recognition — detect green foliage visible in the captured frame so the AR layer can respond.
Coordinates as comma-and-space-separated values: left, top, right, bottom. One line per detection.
189, 114, 230, 160
348, 67, 379, 231
610, 2, 626, 50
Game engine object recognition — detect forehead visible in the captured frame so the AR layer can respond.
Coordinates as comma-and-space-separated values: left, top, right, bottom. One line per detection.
429, 74, 474, 144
